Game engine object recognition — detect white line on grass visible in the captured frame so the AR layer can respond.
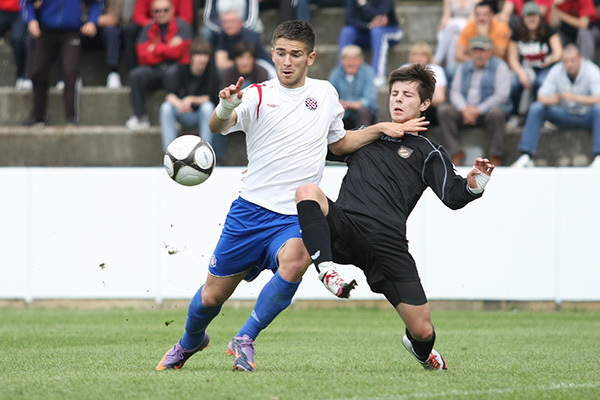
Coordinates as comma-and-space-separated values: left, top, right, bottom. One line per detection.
338, 382, 600, 400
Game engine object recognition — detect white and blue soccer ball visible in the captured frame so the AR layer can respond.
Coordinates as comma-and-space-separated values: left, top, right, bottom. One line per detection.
163, 135, 216, 186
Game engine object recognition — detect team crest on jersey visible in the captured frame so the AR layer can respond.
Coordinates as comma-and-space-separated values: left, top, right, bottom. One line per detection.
398, 146, 414, 159
209, 254, 217, 269
305, 97, 318, 110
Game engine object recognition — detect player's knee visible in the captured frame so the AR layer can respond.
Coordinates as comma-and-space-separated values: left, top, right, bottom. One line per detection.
200, 288, 226, 308
295, 183, 320, 203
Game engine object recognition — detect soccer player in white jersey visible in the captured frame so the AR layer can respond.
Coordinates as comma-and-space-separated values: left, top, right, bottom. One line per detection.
156, 20, 428, 372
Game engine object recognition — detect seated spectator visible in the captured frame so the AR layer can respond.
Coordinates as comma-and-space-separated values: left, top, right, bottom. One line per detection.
433, 0, 476, 76
506, 1, 562, 124
512, 44, 600, 168
328, 44, 377, 130
22, 0, 102, 126
295, 0, 346, 23
547, 0, 599, 61
218, 41, 269, 163
403, 42, 448, 121
201, 0, 263, 48
83, 0, 126, 88
159, 39, 221, 160
496, 0, 553, 31
455, 0, 511, 66
221, 41, 269, 87
338, 0, 404, 87
1, 0, 29, 89
215, 4, 275, 78
123, 0, 193, 71
125, 0, 192, 130
437, 36, 511, 166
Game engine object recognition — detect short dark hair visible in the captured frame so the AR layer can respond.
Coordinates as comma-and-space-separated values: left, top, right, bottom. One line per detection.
272, 20, 316, 53
475, 0, 497, 14
189, 38, 212, 56
232, 41, 256, 59
388, 64, 436, 103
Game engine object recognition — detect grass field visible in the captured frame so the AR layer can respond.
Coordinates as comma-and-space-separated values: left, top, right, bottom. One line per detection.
2, 305, 599, 399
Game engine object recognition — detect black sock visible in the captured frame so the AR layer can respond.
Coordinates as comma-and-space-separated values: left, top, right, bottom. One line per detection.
406, 328, 435, 361
296, 200, 332, 270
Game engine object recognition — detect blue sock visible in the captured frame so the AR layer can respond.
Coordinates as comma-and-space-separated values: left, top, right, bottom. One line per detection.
181, 285, 221, 349
238, 271, 300, 340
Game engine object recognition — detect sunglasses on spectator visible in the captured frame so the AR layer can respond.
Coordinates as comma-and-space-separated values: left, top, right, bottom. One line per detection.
154, 8, 170, 13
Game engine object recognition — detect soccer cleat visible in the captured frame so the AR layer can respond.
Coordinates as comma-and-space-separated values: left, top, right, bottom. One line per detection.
511, 153, 534, 168
156, 333, 210, 370
226, 334, 256, 372
402, 334, 447, 371
318, 262, 357, 299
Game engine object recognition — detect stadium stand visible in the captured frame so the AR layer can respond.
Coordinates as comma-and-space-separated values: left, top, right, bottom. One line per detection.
0, 2, 595, 166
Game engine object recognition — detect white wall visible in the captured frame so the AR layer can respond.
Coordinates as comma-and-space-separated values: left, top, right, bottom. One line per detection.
1, 166, 599, 303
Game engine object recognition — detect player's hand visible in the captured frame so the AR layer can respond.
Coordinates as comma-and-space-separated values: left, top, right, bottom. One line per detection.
467, 157, 494, 191
379, 117, 429, 138
219, 76, 245, 102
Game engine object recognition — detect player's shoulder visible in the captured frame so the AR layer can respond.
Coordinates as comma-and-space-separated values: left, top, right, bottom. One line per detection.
403, 133, 442, 152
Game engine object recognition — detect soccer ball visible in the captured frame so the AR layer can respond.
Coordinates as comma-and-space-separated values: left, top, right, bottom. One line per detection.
164, 135, 216, 186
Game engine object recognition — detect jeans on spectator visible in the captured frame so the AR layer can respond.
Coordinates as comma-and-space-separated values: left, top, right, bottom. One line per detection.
518, 102, 600, 156
509, 67, 550, 115
129, 63, 180, 118
0, 10, 27, 79
159, 101, 228, 162
338, 25, 403, 79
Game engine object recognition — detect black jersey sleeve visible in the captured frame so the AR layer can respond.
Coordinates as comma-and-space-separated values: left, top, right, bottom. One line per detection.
423, 147, 482, 210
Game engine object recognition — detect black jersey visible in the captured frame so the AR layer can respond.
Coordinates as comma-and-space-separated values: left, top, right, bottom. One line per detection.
334, 133, 481, 247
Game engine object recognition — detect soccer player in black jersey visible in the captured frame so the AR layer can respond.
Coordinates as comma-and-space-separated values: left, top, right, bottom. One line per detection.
295, 63, 495, 371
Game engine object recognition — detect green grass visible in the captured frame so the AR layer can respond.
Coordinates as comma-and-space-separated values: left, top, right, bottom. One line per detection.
1, 306, 599, 399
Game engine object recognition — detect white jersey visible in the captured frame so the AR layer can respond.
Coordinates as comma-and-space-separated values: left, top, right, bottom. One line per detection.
224, 77, 346, 214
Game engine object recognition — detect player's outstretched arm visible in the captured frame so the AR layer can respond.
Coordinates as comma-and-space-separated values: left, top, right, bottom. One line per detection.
209, 77, 245, 134
467, 157, 495, 194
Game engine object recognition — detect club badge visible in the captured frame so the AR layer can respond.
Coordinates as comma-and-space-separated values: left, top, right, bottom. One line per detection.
398, 146, 414, 159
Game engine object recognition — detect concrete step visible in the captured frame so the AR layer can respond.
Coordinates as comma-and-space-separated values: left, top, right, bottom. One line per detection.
0, 125, 248, 167
0, 123, 593, 167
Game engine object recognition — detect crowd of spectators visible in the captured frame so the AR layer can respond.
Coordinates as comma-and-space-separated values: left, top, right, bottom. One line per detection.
2, 0, 600, 166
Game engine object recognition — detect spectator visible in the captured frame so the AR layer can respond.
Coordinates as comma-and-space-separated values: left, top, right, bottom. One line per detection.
433, 0, 476, 76
221, 41, 269, 88
123, 0, 193, 71
404, 42, 448, 120
496, 0, 553, 31
21, 0, 102, 126
201, 0, 263, 48
512, 44, 600, 168
125, 0, 193, 130
437, 35, 511, 166
83, 0, 126, 88
1, 0, 29, 89
218, 41, 269, 163
547, 0, 599, 61
215, 4, 275, 77
455, 0, 511, 64
338, 0, 404, 87
159, 39, 221, 159
506, 1, 562, 125
327, 44, 378, 130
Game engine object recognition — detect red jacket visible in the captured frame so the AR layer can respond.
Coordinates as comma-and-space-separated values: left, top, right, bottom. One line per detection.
0, 0, 20, 12
132, 0, 194, 27
136, 17, 192, 66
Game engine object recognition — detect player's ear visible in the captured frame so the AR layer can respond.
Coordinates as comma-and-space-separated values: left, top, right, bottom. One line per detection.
307, 51, 316, 66
419, 99, 431, 113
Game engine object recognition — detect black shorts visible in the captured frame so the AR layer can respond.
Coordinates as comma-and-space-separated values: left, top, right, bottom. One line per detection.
326, 199, 427, 306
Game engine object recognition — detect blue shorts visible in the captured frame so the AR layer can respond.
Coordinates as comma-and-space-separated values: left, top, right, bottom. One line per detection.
208, 197, 302, 282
